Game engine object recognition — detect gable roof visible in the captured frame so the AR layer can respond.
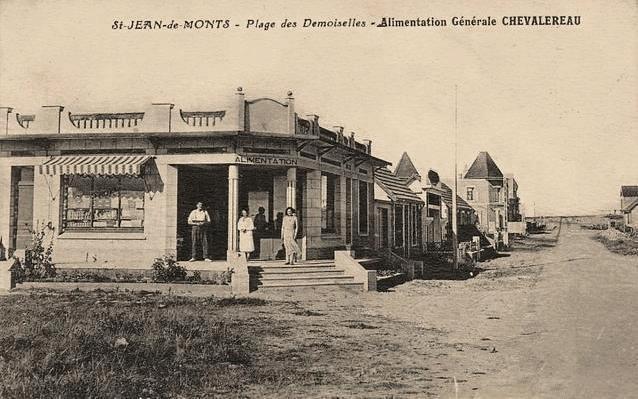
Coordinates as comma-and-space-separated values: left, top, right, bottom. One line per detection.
621, 185, 638, 197
464, 152, 504, 180
375, 168, 423, 203
440, 182, 474, 210
394, 152, 420, 181
622, 197, 638, 213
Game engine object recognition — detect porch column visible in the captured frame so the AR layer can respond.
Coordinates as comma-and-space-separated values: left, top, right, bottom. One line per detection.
339, 175, 347, 244
227, 165, 239, 258
402, 204, 407, 257
0, 160, 11, 257
161, 163, 178, 258
303, 170, 322, 260
286, 167, 296, 209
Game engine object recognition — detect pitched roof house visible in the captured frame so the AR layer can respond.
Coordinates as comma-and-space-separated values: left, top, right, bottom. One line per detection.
374, 167, 424, 257
621, 185, 638, 228
457, 152, 510, 236
464, 151, 504, 185
394, 152, 421, 184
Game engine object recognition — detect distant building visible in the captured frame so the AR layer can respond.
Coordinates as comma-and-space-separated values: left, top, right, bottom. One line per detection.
391, 152, 483, 253
621, 185, 638, 230
392, 153, 447, 248
441, 183, 479, 242
421, 169, 447, 247
505, 174, 522, 222
456, 152, 508, 235
373, 164, 424, 258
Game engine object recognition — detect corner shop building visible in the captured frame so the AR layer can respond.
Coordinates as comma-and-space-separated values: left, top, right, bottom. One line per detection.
0, 89, 388, 267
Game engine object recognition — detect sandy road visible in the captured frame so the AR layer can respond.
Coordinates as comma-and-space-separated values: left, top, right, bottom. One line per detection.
467, 224, 638, 399
249, 224, 637, 398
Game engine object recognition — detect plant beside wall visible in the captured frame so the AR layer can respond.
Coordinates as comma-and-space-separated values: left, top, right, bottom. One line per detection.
151, 256, 232, 285
208, 268, 233, 285
151, 255, 191, 283
13, 222, 56, 282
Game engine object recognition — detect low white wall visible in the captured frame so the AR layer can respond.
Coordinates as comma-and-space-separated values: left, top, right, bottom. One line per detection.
334, 250, 376, 291
508, 222, 527, 235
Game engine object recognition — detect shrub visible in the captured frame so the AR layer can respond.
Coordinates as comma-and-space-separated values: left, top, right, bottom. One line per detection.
151, 255, 188, 282
187, 270, 203, 283
14, 222, 56, 282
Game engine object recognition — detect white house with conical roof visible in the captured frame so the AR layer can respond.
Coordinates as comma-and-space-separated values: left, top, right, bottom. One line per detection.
453, 152, 516, 244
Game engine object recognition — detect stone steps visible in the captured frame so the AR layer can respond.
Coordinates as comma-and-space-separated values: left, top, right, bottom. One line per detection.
256, 280, 363, 289
249, 260, 363, 291
255, 269, 345, 277
251, 263, 338, 270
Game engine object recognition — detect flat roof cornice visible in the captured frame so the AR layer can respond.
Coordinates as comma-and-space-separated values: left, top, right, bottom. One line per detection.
0, 131, 326, 142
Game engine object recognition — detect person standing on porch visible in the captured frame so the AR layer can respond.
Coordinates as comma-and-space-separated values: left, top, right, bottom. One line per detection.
281, 207, 301, 265
253, 206, 267, 258
238, 208, 255, 260
188, 202, 212, 262
254, 206, 267, 233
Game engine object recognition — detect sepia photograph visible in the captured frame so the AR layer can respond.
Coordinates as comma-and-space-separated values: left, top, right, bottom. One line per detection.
0, 0, 636, 398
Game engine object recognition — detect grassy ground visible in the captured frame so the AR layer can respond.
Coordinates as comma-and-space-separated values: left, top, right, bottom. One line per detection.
0, 288, 449, 399
0, 290, 306, 398
0, 285, 465, 399
0, 231, 566, 399
594, 228, 638, 256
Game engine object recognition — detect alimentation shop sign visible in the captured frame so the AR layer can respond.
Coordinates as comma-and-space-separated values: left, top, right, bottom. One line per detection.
234, 155, 298, 166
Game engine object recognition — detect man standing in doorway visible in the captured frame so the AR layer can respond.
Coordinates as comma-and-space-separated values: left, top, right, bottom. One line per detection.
188, 201, 212, 262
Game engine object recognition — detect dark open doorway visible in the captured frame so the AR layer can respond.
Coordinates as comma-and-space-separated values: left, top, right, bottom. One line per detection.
177, 166, 228, 260
176, 165, 305, 261
10, 166, 34, 252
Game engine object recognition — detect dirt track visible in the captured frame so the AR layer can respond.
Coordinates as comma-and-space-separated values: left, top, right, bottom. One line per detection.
464, 224, 638, 399
251, 223, 638, 398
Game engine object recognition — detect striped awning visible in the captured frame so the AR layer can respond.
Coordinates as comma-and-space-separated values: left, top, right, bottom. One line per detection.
39, 155, 153, 175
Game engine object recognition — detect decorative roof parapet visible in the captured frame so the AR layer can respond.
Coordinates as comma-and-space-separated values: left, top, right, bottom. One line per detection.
0, 89, 375, 152
333, 126, 345, 144
16, 114, 35, 129
179, 110, 226, 127
69, 112, 144, 129
296, 118, 311, 135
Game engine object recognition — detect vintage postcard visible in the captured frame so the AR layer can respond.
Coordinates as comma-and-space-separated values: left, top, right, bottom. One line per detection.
0, 1, 636, 398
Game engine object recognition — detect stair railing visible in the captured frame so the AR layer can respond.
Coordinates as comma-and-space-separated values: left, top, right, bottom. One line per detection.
381, 248, 409, 273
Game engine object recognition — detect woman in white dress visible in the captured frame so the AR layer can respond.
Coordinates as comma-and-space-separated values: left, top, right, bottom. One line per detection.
281, 207, 301, 265
237, 208, 255, 260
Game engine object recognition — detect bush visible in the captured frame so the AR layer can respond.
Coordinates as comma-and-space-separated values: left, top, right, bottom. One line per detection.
151, 255, 188, 282
14, 222, 56, 282
595, 229, 638, 256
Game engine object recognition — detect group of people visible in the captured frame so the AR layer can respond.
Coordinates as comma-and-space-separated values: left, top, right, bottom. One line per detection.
188, 202, 301, 265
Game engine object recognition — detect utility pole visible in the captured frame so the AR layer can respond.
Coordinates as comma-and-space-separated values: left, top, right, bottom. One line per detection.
452, 85, 459, 270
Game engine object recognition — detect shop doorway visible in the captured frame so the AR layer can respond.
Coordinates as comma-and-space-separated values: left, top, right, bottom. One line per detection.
176, 165, 305, 261
177, 166, 228, 260
9, 167, 34, 252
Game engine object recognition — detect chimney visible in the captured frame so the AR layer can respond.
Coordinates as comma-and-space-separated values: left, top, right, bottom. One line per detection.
333, 126, 344, 143
306, 114, 319, 136
362, 139, 372, 154
236, 87, 246, 132
286, 90, 295, 135
0, 107, 13, 135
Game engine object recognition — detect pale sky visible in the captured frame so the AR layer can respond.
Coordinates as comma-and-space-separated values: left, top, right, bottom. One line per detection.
1, 0, 636, 216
